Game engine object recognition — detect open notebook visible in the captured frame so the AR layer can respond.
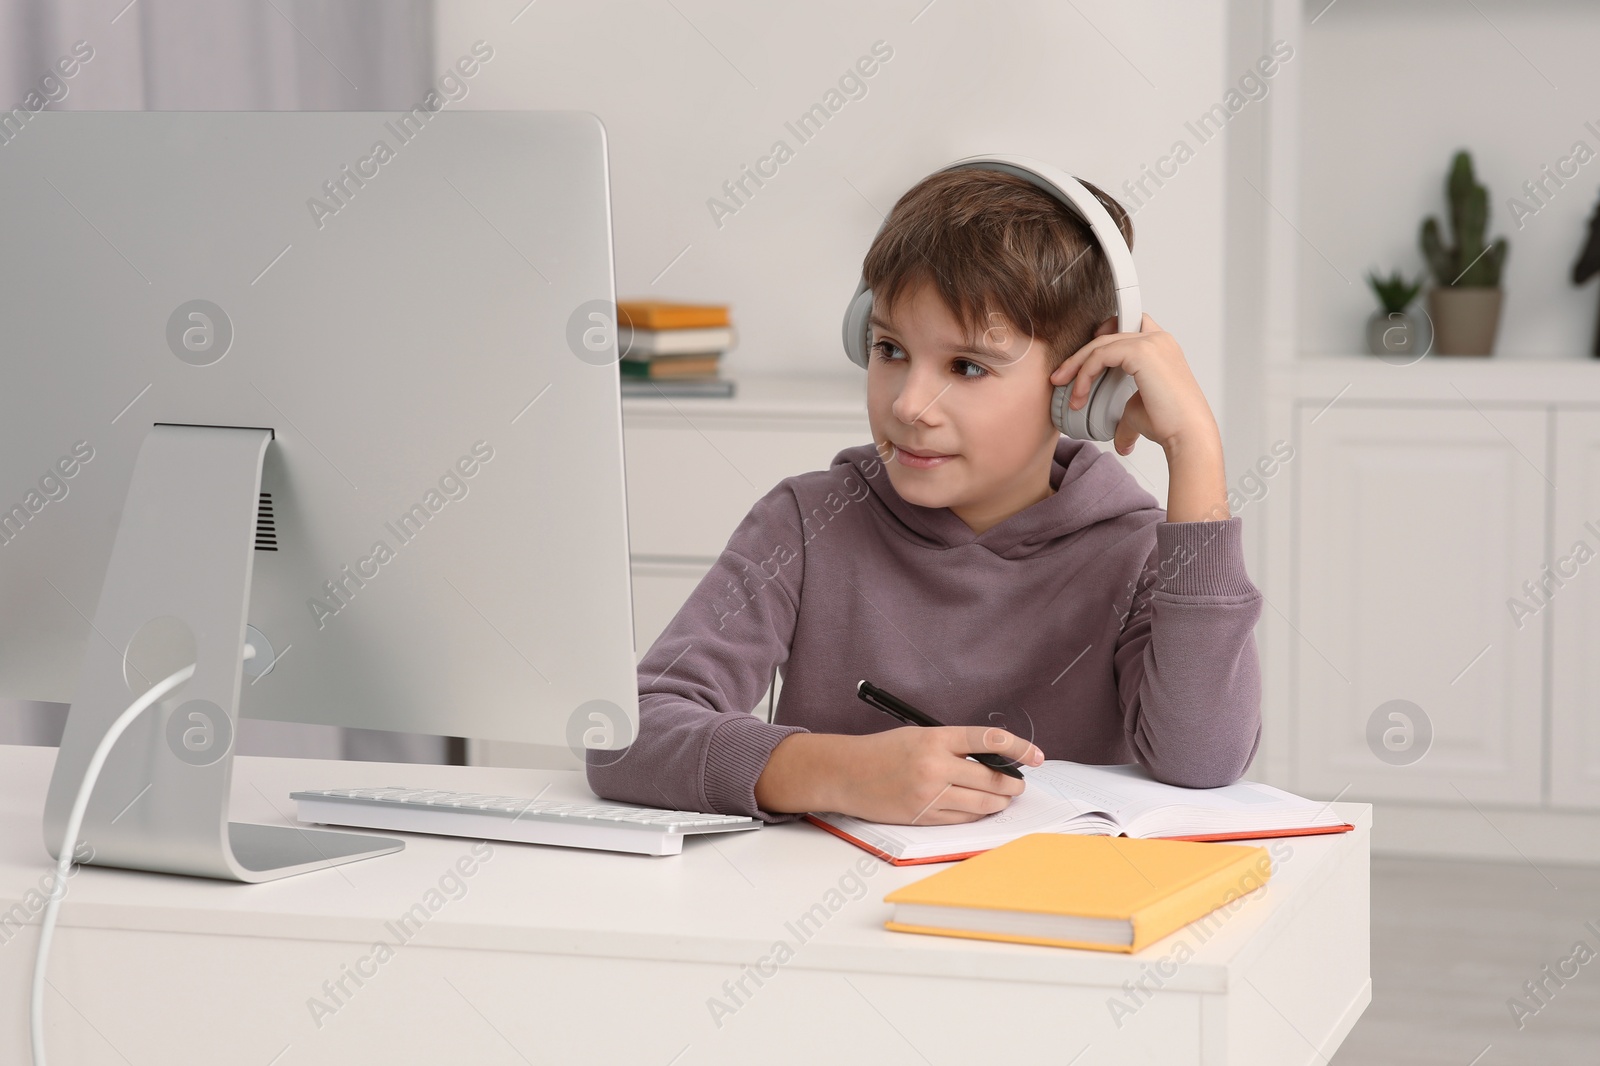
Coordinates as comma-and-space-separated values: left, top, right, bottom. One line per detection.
806, 761, 1353, 865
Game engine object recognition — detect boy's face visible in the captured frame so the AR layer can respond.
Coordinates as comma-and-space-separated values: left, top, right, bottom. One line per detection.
865, 279, 1062, 531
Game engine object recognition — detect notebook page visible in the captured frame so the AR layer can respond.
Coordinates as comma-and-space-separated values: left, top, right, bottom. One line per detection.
814, 776, 1114, 860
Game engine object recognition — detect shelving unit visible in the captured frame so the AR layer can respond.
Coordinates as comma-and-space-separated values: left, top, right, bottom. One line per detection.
1249, 1, 1600, 863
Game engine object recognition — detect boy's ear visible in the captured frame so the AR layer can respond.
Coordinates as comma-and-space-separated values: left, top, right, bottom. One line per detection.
1093, 315, 1119, 338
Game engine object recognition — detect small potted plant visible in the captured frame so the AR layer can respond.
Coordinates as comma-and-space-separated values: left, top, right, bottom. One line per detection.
1420, 149, 1508, 355
1365, 269, 1427, 358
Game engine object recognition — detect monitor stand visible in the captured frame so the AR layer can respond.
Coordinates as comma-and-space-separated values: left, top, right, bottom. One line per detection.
41, 424, 403, 881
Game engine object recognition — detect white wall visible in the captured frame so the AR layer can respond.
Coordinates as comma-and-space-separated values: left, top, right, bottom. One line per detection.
434, 1, 1240, 410
1298, 0, 1600, 358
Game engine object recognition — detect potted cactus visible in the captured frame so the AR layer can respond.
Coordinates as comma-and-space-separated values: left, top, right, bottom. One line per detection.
1420, 150, 1508, 355
1365, 269, 1427, 359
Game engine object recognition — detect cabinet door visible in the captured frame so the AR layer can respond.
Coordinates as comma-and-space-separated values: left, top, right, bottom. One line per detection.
631, 561, 713, 654
633, 561, 778, 717
1551, 410, 1600, 807
1294, 404, 1546, 804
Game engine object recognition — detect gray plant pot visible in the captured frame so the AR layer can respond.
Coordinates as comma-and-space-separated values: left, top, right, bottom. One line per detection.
1427, 286, 1502, 356
1366, 309, 1429, 361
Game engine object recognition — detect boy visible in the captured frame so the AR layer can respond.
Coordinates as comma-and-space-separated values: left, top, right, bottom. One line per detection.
589, 168, 1262, 826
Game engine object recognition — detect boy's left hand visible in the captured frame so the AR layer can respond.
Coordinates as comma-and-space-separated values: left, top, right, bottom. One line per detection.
1049, 313, 1219, 457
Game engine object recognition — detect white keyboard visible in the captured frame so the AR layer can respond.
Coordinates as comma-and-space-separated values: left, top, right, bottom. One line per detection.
289, 786, 759, 857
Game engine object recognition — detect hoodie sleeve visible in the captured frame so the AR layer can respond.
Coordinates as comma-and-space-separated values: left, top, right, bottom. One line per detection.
1111, 516, 1263, 788
586, 483, 810, 821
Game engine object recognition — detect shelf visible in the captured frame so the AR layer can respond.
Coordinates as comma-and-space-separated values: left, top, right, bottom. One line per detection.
1270, 354, 1600, 404
620, 372, 868, 423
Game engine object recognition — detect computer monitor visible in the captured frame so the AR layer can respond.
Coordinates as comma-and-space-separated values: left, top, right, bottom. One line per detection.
0, 110, 639, 880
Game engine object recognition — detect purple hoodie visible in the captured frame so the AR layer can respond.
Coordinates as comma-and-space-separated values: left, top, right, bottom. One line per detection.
588, 438, 1263, 821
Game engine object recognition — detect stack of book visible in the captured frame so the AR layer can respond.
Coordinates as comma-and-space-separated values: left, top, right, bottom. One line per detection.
616, 300, 736, 398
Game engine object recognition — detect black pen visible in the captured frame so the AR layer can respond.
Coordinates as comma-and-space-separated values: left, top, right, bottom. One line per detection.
856, 679, 1026, 779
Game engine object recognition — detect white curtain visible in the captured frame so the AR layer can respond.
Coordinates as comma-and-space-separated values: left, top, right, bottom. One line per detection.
0, 0, 432, 109
0, 0, 450, 764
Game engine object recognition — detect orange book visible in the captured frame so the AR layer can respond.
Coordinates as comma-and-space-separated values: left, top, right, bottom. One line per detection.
883, 833, 1274, 953
615, 300, 729, 331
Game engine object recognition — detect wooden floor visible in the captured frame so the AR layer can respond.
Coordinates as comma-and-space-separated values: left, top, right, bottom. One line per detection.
1330, 855, 1600, 1064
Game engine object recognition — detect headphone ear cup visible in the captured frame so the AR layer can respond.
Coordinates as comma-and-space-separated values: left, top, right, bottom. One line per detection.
1052, 368, 1137, 442
1049, 371, 1100, 438
1086, 368, 1137, 442
842, 288, 874, 368
1051, 382, 1085, 439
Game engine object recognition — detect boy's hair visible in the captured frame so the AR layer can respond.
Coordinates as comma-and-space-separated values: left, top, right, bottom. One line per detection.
861, 168, 1134, 372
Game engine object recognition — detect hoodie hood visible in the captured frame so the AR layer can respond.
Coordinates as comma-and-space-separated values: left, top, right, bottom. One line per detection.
831, 437, 1163, 559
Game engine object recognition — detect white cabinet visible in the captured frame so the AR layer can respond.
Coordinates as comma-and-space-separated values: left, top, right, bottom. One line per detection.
1262, 360, 1600, 859
1551, 410, 1600, 807
623, 419, 874, 558
1293, 403, 1547, 805
620, 381, 872, 686
623, 392, 870, 725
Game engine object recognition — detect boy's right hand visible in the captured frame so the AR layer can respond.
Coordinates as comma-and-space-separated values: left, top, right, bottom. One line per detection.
842, 725, 1044, 825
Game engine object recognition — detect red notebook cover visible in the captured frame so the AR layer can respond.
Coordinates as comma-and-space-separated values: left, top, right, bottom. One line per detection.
804, 813, 1355, 867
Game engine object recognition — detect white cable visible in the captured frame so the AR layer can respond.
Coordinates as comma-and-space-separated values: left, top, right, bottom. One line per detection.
30, 660, 197, 1066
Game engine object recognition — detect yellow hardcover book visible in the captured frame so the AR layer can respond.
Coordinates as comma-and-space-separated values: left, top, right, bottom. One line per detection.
882, 833, 1273, 953
615, 300, 730, 331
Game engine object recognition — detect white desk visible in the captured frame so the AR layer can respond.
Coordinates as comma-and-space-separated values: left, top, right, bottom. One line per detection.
0, 746, 1370, 1065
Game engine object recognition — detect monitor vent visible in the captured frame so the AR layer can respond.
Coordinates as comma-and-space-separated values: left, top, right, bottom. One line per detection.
255, 493, 278, 552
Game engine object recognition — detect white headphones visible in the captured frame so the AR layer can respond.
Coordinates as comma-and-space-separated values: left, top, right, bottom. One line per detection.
841, 154, 1140, 442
